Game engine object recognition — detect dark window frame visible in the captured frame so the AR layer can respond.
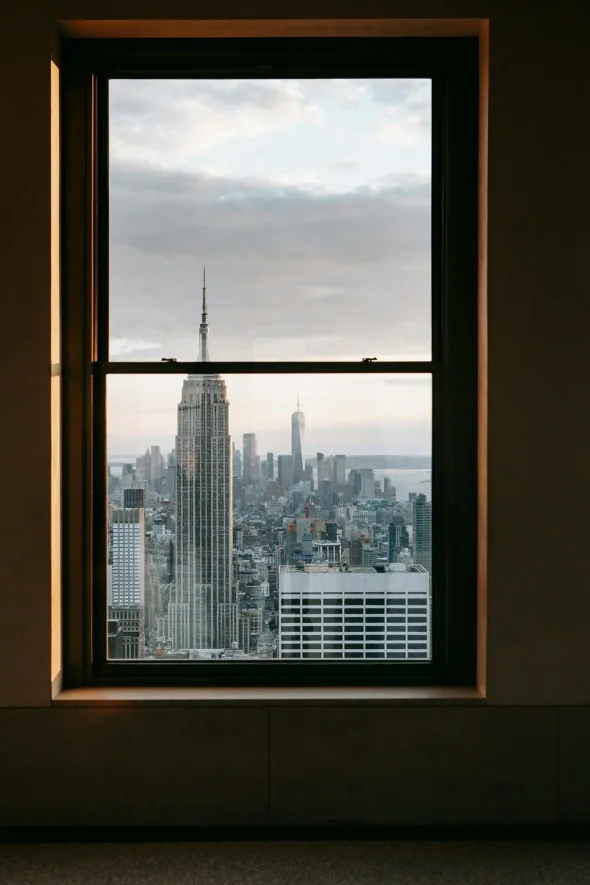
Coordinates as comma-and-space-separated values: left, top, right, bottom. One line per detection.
61, 36, 479, 688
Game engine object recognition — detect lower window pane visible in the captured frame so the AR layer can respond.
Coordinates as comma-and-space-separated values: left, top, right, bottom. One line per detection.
106, 373, 432, 661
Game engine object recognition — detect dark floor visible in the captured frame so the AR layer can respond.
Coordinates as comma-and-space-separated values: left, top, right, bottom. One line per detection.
1, 841, 590, 884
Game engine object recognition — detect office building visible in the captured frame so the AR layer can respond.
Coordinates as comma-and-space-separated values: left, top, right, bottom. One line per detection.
266, 452, 274, 481
279, 564, 431, 659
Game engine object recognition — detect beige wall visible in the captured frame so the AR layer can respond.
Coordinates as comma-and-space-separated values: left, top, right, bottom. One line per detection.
1, 1, 590, 826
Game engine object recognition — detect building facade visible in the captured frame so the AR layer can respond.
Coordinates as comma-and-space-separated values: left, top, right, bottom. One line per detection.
110, 508, 145, 608
279, 565, 431, 660
169, 271, 236, 651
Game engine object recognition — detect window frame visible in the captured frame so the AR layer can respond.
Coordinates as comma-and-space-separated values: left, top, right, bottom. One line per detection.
61, 36, 479, 688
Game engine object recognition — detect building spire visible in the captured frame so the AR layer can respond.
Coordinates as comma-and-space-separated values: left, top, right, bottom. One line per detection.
198, 265, 210, 362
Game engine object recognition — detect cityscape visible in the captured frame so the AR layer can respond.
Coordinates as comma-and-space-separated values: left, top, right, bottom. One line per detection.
106, 273, 433, 662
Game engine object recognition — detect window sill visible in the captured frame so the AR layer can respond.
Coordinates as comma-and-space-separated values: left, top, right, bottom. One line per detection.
53, 686, 485, 707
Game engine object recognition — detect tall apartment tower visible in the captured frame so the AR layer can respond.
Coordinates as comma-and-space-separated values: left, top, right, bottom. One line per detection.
243, 433, 257, 486
291, 396, 305, 484
413, 493, 432, 574
169, 269, 235, 651
266, 452, 274, 481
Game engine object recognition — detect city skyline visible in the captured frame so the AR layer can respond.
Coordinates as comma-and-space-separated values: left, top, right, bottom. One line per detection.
107, 368, 432, 456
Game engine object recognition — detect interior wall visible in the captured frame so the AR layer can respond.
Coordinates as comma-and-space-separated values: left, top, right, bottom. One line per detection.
1, 1, 590, 826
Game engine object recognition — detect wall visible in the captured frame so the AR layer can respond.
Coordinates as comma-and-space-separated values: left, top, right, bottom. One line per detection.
1, 1, 590, 827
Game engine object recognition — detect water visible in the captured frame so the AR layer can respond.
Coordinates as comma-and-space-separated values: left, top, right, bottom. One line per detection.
373, 468, 431, 502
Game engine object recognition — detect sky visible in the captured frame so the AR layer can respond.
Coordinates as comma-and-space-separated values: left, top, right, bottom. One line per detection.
108, 77, 432, 456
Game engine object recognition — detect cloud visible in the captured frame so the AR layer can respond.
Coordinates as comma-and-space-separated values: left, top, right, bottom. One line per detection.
110, 337, 162, 356
109, 162, 431, 361
352, 78, 431, 147
109, 79, 322, 168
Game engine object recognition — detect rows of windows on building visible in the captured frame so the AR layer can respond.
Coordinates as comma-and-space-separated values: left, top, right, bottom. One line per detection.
106, 276, 432, 661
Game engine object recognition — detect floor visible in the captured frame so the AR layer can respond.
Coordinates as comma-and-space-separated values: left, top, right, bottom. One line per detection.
1, 841, 590, 884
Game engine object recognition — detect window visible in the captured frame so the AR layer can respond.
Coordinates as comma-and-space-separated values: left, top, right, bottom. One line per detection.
62, 37, 478, 687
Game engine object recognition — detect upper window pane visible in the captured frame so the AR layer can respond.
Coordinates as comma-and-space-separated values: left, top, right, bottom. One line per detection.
108, 78, 432, 361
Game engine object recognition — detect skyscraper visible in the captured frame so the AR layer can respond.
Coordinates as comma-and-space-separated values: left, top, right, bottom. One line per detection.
169, 269, 235, 651
111, 509, 145, 608
266, 452, 274, 481
291, 395, 305, 484
243, 433, 257, 486
277, 454, 294, 490
123, 487, 146, 509
358, 468, 375, 499
413, 493, 432, 574
110, 507, 146, 659
317, 452, 324, 482
334, 454, 346, 485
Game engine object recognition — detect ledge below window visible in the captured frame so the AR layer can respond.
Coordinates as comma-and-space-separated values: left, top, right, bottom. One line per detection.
53, 686, 485, 706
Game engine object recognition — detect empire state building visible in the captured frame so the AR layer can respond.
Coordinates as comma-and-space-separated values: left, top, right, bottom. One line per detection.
169, 270, 235, 652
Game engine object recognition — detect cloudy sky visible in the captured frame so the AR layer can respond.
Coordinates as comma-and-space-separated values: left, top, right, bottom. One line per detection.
108, 77, 432, 456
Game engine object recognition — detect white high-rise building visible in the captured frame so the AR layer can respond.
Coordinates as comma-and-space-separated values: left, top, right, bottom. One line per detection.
278, 564, 430, 660
109, 507, 146, 659
110, 509, 145, 607
169, 269, 236, 652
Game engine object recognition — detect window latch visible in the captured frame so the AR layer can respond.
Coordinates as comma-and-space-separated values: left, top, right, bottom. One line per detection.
161, 357, 177, 363
362, 357, 377, 363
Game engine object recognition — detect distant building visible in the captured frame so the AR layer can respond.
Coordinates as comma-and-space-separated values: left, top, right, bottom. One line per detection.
388, 516, 410, 563
361, 545, 377, 567
243, 433, 257, 486
277, 454, 294, 490
334, 454, 346, 485
238, 608, 264, 655
312, 540, 342, 564
109, 605, 145, 659
266, 452, 274, 481
111, 508, 145, 608
291, 397, 305, 484
413, 493, 432, 574
123, 487, 146, 509
317, 452, 324, 482
358, 468, 375, 499
279, 565, 431, 660
233, 445, 242, 480
285, 518, 314, 565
